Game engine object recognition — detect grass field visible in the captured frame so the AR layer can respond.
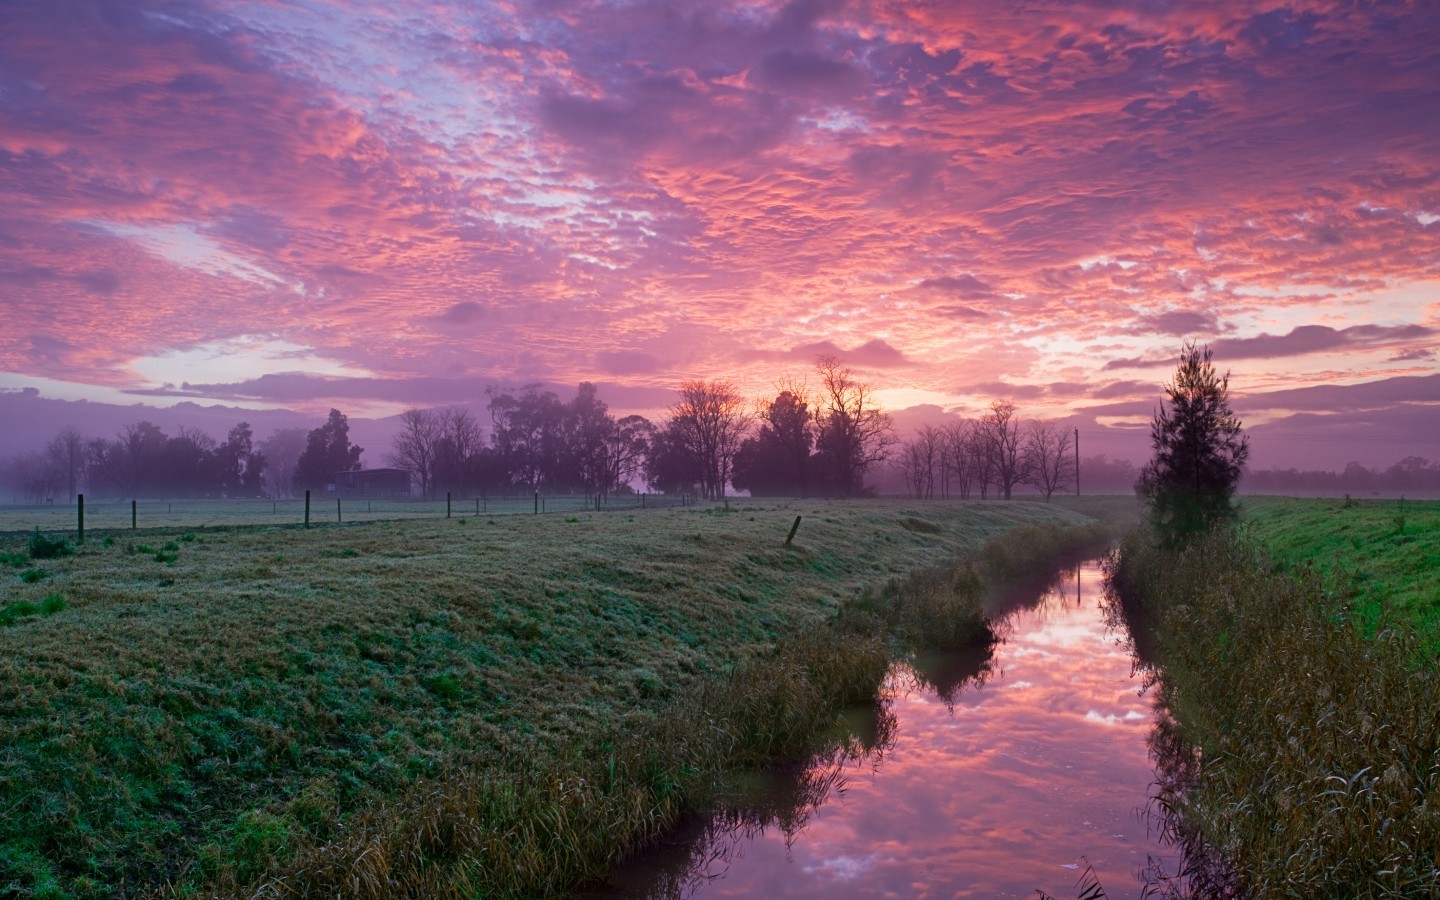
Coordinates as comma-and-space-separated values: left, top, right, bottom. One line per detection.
0, 497, 1119, 897
1240, 495, 1440, 642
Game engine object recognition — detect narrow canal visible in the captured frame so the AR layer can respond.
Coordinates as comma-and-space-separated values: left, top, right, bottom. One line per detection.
589, 558, 1178, 898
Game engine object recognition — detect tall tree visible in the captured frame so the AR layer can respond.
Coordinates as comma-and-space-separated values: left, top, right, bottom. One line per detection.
294, 409, 363, 493
979, 400, 1025, 500
45, 428, 86, 501
598, 414, 653, 497
1138, 342, 1250, 541
942, 420, 979, 500
259, 428, 308, 497
433, 408, 485, 496
487, 385, 566, 490
813, 355, 895, 496
666, 380, 750, 499
388, 408, 444, 499
1021, 419, 1074, 501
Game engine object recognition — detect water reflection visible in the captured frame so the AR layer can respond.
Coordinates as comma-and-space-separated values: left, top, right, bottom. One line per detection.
591, 561, 1179, 898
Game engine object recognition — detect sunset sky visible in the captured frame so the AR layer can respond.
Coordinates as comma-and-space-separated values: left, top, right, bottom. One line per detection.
1, 0, 1437, 468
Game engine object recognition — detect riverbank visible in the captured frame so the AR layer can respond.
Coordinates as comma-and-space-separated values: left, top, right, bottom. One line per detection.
0, 499, 1117, 897
1106, 508, 1440, 897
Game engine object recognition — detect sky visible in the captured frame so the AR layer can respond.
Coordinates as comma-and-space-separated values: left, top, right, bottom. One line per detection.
1, 0, 1438, 469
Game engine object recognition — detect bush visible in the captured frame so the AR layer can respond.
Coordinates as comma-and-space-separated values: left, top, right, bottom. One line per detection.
28, 529, 73, 560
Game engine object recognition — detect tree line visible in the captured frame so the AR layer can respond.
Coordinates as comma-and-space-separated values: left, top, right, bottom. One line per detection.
890, 401, 1078, 501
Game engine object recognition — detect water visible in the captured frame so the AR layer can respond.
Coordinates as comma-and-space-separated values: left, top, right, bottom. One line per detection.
589, 559, 1177, 898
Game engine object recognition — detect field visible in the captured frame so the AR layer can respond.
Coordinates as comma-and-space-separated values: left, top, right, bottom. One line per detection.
1240, 495, 1440, 642
0, 497, 1116, 897
0, 493, 681, 536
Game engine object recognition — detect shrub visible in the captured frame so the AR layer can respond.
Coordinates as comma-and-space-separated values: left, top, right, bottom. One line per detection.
28, 529, 73, 560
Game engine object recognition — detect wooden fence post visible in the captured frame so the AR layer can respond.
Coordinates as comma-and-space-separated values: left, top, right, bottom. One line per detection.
132, 499, 137, 530
77, 493, 84, 542
337, 497, 341, 523
447, 492, 452, 518
304, 490, 311, 527
785, 515, 803, 546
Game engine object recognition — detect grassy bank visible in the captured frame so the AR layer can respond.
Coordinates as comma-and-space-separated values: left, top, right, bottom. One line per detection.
1240, 495, 1440, 644
1107, 524, 1440, 897
0, 499, 1110, 897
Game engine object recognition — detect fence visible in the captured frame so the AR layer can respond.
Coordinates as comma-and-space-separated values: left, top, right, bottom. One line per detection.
0, 491, 696, 537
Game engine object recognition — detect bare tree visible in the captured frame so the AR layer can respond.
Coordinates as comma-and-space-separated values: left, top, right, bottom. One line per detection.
814, 355, 896, 496
388, 408, 443, 499
669, 379, 751, 500
942, 420, 979, 499
2, 452, 62, 503
1022, 419, 1074, 501
896, 436, 926, 499
46, 428, 86, 501
434, 407, 485, 496
979, 400, 1025, 500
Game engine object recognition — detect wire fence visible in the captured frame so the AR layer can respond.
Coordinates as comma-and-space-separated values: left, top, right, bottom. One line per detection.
0, 492, 696, 537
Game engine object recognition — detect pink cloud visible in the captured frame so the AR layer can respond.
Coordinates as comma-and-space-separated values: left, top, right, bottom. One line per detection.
0, 0, 1437, 469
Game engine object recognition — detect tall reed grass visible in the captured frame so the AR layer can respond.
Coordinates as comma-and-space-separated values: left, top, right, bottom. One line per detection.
1106, 527, 1440, 898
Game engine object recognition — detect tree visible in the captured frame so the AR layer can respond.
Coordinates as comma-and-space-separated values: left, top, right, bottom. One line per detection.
388, 408, 444, 499
598, 414, 653, 497
1022, 419, 1074, 501
814, 355, 895, 496
1138, 342, 1249, 540
942, 420, 979, 499
433, 408, 485, 497
45, 429, 86, 501
666, 379, 750, 499
487, 385, 566, 490
979, 400, 1025, 500
259, 428, 308, 497
294, 409, 363, 493
215, 422, 265, 498
733, 387, 817, 497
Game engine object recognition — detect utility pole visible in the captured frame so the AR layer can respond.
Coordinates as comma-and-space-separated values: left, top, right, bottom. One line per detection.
1074, 427, 1081, 496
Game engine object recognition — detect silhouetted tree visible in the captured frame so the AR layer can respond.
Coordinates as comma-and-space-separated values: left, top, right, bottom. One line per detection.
259, 428, 308, 497
942, 420, 980, 499
979, 400, 1025, 500
388, 408, 444, 499
644, 418, 703, 496
666, 379, 750, 499
45, 429, 86, 501
294, 409, 363, 493
215, 422, 265, 497
1138, 342, 1249, 540
487, 385, 566, 490
814, 355, 894, 496
597, 414, 652, 497
1022, 419, 1073, 501
733, 387, 817, 497
433, 408, 485, 497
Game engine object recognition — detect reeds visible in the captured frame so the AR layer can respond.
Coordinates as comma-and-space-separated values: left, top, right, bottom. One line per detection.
1107, 527, 1440, 897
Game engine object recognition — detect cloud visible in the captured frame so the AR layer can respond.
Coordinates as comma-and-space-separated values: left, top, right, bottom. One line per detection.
1105, 324, 1436, 368
0, 0, 1436, 475
749, 339, 911, 369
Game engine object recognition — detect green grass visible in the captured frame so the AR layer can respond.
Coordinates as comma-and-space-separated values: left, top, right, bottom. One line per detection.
0, 498, 1115, 897
1240, 496, 1440, 643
